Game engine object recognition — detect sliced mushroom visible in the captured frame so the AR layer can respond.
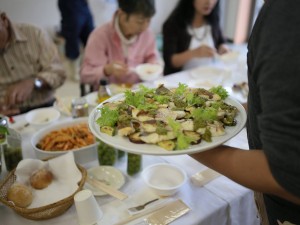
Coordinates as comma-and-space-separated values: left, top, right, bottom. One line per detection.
140, 133, 160, 144
128, 132, 145, 144
180, 119, 194, 131
207, 121, 225, 137
140, 120, 157, 133
118, 127, 135, 137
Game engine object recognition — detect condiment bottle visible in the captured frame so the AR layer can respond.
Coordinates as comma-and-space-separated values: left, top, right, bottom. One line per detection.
97, 79, 110, 103
127, 153, 142, 176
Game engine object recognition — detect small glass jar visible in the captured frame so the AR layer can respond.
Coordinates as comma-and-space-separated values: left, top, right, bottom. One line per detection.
3, 128, 23, 171
0, 115, 8, 128
71, 97, 89, 118
127, 153, 142, 176
97, 141, 117, 166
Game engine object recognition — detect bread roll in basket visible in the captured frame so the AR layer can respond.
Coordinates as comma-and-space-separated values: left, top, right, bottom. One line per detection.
0, 163, 86, 220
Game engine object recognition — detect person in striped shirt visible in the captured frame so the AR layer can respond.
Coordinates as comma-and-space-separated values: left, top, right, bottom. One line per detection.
0, 12, 66, 116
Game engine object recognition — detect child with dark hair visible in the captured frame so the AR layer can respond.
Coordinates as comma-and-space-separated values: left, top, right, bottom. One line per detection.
163, 0, 228, 75
81, 0, 161, 90
117, 0, 155, 18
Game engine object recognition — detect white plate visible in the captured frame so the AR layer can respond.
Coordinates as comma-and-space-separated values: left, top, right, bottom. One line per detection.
25, 107, 60, 126
217, 51, 240, 64
85, 84, 136, 107
85, 92, 98, 107
189, 66, 230, 88
53, 96, 73, 116
84, 166, 125, 196
88, 93, 247, 156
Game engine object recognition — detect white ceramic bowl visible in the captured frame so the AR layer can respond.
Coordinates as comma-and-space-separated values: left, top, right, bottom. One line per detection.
25, 107, 60, 127
31, 117, 98, 164
141, 163, 187, 196
135, 63, 163, 81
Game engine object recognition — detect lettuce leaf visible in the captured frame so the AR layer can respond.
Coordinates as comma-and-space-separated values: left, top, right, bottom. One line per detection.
96, 106, 119, 127
209, 86, 228, 100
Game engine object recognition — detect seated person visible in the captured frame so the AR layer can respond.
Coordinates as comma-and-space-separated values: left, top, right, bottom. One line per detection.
81, 0, 161, 91
0, 12, 66, 116
163, 0, 229, 75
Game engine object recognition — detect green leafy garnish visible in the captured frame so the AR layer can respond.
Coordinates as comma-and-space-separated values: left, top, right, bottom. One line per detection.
138, 84, 155, 95
96, 106, 119, 127
124, 90, 145, 108
174, 83, 188, 96
192, 108, 218, 122
156, 121, 168, 135
186, 92, 205, 106
0, 126, 9, 135
167, 118, 193, 150
154, 95, 170, 104
192, 108, 218, 130
209, 85, 228, 100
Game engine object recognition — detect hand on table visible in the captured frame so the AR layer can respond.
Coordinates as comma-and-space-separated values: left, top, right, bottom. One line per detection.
218, 44, 230, 55
192, 45, 216, 58
5, 78, 35, 106
104, 61, 129, 79
0, 106, 20, 116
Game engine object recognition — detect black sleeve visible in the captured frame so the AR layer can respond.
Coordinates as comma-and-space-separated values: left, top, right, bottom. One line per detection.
248, 0, 300, 198
162, 20, 190, 75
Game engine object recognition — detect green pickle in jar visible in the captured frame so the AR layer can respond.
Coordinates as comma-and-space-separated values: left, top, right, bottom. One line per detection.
3, 144, 23, 171
117, 150, 126, 159
97, 141, 117, 166
3, 128, 23, 171
127, 153, 142, 176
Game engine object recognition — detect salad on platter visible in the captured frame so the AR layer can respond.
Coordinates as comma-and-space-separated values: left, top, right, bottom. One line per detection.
94, 83, 239, 151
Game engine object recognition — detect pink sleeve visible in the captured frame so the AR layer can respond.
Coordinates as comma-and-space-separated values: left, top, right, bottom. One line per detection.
143, 31, 162, 65
80, 28, 108, 86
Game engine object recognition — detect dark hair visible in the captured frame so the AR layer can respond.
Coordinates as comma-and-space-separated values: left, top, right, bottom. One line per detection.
167, 0, 220, 28
117, 0, 156, 18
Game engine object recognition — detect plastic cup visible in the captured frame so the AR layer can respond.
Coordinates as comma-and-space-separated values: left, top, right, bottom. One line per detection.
74, 189, 103, 225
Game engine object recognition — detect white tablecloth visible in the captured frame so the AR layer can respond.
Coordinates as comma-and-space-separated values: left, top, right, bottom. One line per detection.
0, 114, 259, 225
0, 51, 260, 224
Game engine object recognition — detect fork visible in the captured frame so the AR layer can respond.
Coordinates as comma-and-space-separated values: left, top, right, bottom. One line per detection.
127, 198, 159, 213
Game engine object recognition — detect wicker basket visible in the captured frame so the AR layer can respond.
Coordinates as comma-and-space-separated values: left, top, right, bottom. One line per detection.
0, 164, 86, 220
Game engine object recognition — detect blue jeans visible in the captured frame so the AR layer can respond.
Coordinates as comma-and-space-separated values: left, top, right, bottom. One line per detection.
58, 0, 94, 60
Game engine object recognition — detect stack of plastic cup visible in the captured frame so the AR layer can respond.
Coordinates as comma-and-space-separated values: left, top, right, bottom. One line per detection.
74, 189, 103, 225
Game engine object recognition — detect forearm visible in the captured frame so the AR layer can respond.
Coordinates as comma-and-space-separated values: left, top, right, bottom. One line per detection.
81, 62, 105, 85
191, 145, 300, 204
171, 50, 195, 68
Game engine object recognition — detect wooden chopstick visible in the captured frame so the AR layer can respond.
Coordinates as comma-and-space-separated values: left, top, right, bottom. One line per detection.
86, 176, 128, 201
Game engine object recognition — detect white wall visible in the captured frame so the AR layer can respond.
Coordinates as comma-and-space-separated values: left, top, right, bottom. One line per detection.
0, 0, 178, 36
0, 0, 238, 39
